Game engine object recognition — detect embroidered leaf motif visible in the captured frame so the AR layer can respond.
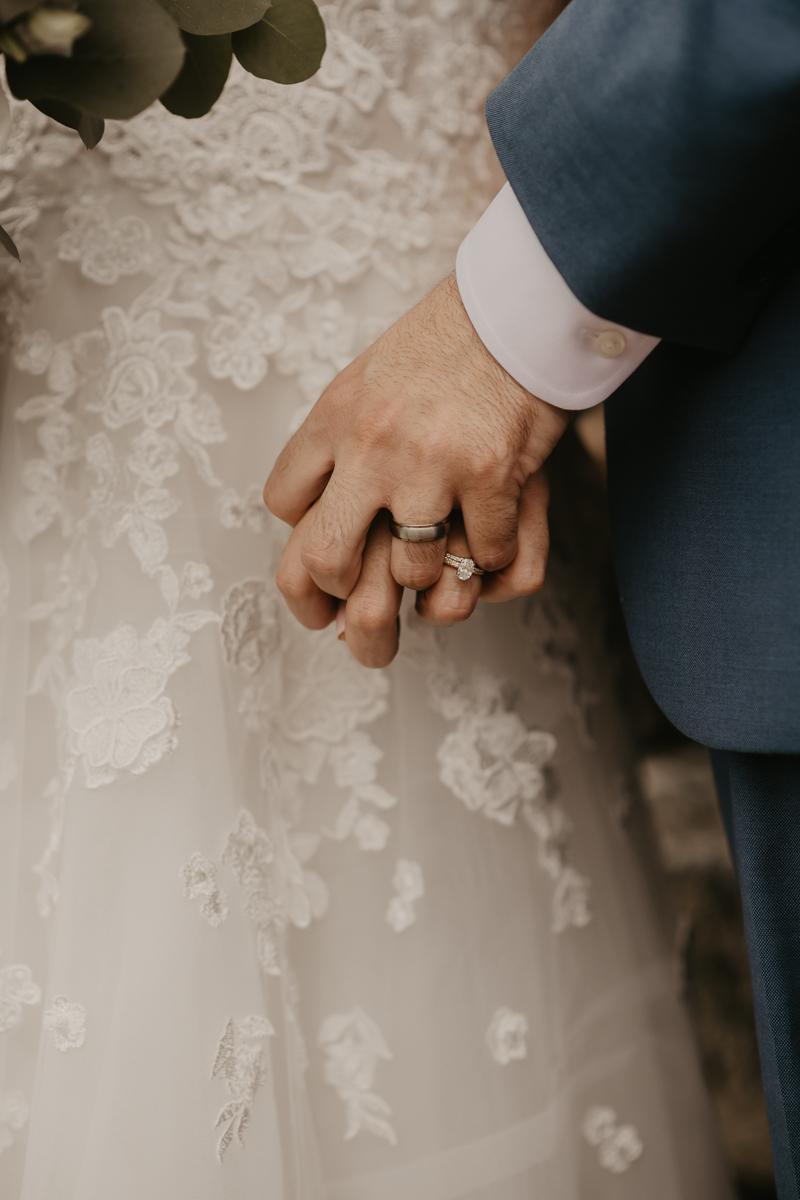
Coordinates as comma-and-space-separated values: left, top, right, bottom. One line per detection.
318, 1006, 396, 1145
181, 851, 229, 926
211, 1014, 275, 1162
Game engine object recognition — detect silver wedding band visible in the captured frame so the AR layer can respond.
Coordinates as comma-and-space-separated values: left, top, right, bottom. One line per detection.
443, 553, 485, 580
390, 518, 451, 542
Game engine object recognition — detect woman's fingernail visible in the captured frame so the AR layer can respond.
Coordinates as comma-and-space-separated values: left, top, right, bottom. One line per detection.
336, 599, 346, 640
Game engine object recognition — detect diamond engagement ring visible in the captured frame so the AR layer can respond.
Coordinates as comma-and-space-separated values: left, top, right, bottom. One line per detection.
443, 553, 485, 580
390, 518, 451, 542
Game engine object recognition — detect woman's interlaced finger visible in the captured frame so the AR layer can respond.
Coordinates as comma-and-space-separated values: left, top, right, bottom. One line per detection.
415, 511, 482, 626
341, 511, 404, 668
480, 470, 550, 603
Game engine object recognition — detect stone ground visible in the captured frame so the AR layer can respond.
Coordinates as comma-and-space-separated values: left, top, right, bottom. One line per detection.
638, 742, 776, 1199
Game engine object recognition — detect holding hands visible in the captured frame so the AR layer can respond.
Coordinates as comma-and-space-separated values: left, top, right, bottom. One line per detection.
263, 274, 570, 666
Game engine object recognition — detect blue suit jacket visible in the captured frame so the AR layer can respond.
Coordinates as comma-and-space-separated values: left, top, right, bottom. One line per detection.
487, 0, 800, 752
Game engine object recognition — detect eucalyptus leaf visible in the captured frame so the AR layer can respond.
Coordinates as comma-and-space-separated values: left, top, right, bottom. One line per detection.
155, 0, 270, 36
31, 95, 104, 146
6, 0, 185, 119
232, 0, 325, 85
0, 222, 19, 260
20, 7, 93, 57
0, 0, 43, 21
77, 108, 103, 147
160, 30, 231, 118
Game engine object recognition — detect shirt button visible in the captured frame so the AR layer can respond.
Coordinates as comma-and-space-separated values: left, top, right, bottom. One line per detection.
594, 330, 626, 358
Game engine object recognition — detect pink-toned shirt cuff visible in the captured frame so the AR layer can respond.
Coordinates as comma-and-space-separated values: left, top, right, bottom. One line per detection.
456, 183, 660, 410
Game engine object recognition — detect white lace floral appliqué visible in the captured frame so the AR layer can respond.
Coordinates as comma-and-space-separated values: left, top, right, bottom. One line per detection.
0, 1092, 29, 1156
57, 202, 155, 286
66, 605, 217, 788
211, 1014, 275, 1162
318, 1006, 397, 1145
325, 731, 397, 852
582, 1106, 644, 1173
220, 578, 280, 674
386, 859, 424, 932
486, 1007, 528, 1065
222, 809, 328, 977
0, 958, 41, 1034
43, 995, 86, 1051
425, 662, 592, 934
181, 851, 229, 926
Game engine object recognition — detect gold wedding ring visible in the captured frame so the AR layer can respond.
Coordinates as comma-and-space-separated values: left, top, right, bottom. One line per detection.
390, 518, 451, 542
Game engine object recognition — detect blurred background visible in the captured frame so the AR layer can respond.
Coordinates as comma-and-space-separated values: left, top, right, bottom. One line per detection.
572, 405, 776, 1200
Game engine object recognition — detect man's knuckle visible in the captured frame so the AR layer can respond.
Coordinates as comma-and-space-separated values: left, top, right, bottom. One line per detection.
469, 442, 513, 485
300, 544, 338, 580
353, 407, 396, 454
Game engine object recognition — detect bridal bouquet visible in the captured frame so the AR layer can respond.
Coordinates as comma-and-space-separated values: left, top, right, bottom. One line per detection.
0, 0, 326, 255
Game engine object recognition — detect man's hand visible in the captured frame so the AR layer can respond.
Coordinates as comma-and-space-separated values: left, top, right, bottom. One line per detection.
264, 274, 570, 607
276, 472, 553, 668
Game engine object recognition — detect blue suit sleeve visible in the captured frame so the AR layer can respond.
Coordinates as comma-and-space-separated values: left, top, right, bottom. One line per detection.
487, 0, 800, 352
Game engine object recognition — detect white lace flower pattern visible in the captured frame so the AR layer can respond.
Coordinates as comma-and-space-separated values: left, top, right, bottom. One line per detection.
220, 579, 280, 674
325, 730, 397, 852
0, 1092, 29, 1156
318, 1006, 397, 1144
43, 995, 86, 1051
582, 1106, 644, 1173
386, 859, 424, 932
181, 852, 229, 926
426, 661, 593, 933
0, 960, 41, 1034
222, 809, 329, 976
0, 0, 618, 1148
486, 1007, 528, 1065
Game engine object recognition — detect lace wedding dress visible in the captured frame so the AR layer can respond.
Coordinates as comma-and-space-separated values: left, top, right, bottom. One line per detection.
0, 1, 733, 1196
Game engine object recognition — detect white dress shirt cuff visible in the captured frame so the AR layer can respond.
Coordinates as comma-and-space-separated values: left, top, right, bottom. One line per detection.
456, 183, 661, 411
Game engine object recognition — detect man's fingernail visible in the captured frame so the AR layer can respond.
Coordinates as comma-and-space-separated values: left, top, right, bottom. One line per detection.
336, 599, 346, 640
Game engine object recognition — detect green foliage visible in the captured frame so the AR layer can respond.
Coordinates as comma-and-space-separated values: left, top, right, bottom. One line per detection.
160, 30, 232, 117
155, 0, 270, 36
6, 0, 185, 119
0, 0, 328, 256
0, 222, 18, 259
31, 96, 103, 146
232, 0, 325, 85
